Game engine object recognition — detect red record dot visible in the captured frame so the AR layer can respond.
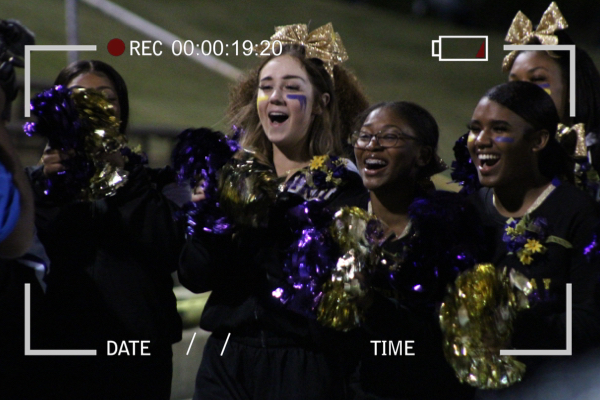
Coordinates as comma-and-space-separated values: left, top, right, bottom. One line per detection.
107, 38, 125, 56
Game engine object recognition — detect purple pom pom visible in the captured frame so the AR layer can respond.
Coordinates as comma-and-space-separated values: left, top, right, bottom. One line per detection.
23, 85, 144, 201
24, 86, 96, 200
275, 200, 339, 319
451, 133, 481, 195
374, 192, 482, 307
171, 127, 241, 235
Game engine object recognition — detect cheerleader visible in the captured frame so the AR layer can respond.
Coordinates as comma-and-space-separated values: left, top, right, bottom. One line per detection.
178, 23, 369, 400
350, 101, 480, 400
28, 60, 184, 399
502, 2, 600, 193
464, 81, 600, 398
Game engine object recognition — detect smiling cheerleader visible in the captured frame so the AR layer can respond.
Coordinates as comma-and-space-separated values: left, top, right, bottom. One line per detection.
449, 81, 600, 398
502, 2, 600, 197
348, 101, 482, 400
177, 23, 369, 400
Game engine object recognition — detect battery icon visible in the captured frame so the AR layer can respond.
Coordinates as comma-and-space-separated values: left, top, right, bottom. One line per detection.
431, 36, 488, 62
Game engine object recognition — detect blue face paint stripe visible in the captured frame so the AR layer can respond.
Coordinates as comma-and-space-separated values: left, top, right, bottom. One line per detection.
494, 137, 515, 143
286, 94, 307, 111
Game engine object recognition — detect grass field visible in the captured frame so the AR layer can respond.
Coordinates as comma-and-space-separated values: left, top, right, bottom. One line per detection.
3, 0, 600, 181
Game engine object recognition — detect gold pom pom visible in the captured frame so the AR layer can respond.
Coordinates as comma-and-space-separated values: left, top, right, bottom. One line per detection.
317, 280, 362, 331
317, 207, 386, 331
72, 89, 123, 154
218, 158, 278, 227
439, 264, 532, 389
71, 88, 129, 200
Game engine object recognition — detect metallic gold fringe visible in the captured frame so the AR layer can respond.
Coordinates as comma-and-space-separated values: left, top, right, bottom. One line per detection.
317, 207, 386, 331
439, 264, 532, 389
317, 280, 361, 331
72, 89, 123, 154
71, 88, 129, 200
218, 159, 278, 228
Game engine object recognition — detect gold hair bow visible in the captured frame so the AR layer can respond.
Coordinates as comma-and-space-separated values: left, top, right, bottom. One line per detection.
255, 23, 348, 78
557, 123, 587, 158
502, 2, 568, 72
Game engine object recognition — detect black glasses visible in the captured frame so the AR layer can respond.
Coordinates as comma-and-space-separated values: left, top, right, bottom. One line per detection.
350, 130, 419, 148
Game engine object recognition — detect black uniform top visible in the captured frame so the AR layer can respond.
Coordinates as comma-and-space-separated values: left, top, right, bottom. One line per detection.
355, 191, 481, 400
469, 183, 600, 359
28, 164, 184, 349
179, 160, 367, 345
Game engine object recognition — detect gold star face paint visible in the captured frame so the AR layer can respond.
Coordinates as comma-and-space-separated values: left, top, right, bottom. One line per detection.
467, 132, 477, 143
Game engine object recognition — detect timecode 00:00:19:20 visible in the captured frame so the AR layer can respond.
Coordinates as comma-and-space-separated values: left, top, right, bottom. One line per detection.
171, 39, 283, 57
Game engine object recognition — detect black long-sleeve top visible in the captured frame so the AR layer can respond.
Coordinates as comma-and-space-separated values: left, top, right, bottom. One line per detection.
178, 164, 367, 345
355, 191, 482, 400
28, 164, 184, 349
469, 183, 600, 360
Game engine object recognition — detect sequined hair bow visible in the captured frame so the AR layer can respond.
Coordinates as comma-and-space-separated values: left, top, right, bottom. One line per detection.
557, 123, 587, 158
502, 2, 568, 72
255, 23, 348, 79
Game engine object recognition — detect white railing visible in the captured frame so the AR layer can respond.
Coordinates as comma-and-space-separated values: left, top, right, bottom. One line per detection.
76, 0, 242, 80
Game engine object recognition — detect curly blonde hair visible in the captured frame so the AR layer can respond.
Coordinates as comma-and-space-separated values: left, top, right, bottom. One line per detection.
227, 44, 368, 165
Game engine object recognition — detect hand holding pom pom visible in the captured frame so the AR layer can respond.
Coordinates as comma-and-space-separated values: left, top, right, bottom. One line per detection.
41, 147, 69, 177
191, 183, 206, 203
25, 85, 141, 201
